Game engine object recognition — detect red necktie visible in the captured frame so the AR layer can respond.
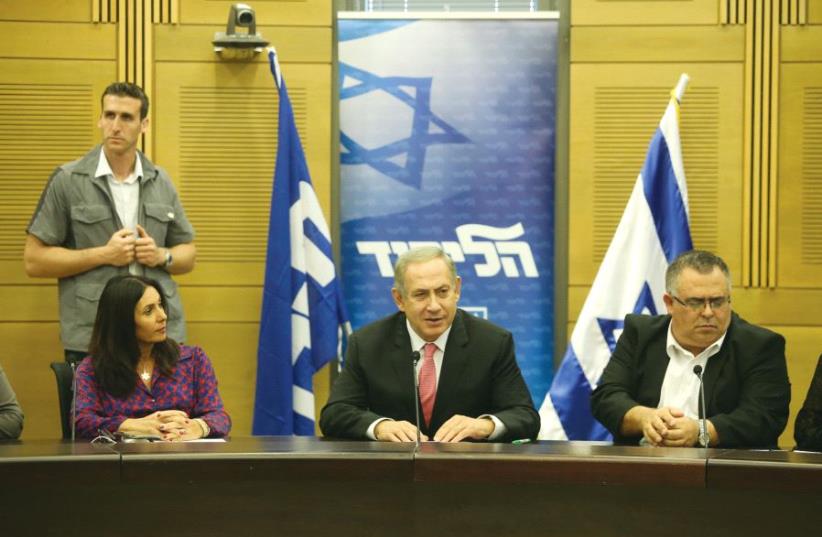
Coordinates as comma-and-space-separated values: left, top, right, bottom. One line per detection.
418, 342, 438, 427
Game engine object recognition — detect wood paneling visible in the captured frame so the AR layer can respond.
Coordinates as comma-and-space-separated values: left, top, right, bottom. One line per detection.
782, 25, 822, 60
154, 24, 331, 63
0, 323, 64, 440
572, 0, 719, 25
571, 26, 746, 63
153, 61, 331, 278
778, 63, 822, 287
180, 0, 331, 27
0, 285, 262, 323
0, 21, 116, 59
0, 0, 91, 22
809, 0, 822, 23
0, 58, 115, 273
569, 63, 743, 285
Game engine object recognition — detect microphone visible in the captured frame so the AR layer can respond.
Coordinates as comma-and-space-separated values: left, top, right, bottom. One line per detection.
411, 350, 422, 449
70, 361, 77, 442
692, 365, 709, 448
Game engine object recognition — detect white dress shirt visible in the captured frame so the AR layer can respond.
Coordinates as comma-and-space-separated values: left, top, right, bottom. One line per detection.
95, 148, 143, 275
658, 321, 726, 419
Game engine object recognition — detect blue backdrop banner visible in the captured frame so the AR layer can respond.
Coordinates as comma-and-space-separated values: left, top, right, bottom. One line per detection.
338, 15, 558, 404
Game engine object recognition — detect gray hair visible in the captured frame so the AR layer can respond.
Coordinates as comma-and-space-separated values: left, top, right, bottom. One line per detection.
665, 250, 731, 295
393, 246, 458, 297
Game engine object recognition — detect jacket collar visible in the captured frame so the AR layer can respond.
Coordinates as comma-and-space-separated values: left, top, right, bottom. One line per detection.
74, 145, 158, 186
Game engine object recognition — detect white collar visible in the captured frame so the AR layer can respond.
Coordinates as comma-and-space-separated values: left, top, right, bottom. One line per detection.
95, 147, 143, 184
666, 320, 727, 360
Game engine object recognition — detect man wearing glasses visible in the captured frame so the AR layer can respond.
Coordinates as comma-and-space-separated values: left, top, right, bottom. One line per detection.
591, 250, 790, 448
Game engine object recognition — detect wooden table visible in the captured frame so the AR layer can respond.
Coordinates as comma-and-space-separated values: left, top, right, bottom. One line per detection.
1, 438, 820, 536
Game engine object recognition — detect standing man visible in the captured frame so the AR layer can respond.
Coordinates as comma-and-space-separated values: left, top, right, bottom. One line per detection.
591, 250, 790, 448
24, 82, 195, 364
320, 246, 539, 442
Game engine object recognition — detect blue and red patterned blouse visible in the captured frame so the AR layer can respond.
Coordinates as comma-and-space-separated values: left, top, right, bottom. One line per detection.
74, 345, 231, 439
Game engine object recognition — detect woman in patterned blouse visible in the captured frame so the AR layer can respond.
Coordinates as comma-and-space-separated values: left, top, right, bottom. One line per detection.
74, 275, 231, 440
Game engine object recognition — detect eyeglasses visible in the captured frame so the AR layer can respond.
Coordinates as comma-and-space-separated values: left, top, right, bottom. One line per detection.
671, 295, 731, 311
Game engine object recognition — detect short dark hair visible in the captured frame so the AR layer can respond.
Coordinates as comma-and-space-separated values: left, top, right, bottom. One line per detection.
101, 82, 149, 119
88, 275, 178, 399
665, 250, 731, 295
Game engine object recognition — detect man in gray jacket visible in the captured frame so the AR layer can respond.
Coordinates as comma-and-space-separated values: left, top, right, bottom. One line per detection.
24, 82, 196, 363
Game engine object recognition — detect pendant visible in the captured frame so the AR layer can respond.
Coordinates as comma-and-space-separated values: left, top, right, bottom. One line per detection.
140, 370, 151, 382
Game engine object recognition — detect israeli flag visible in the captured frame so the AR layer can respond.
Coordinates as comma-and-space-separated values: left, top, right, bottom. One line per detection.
253, 48, 350, 435
539, 74, 693, 440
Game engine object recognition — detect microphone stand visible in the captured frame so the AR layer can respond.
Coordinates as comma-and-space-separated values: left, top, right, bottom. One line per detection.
411, 351, 422, 450
693, 365, 709, 448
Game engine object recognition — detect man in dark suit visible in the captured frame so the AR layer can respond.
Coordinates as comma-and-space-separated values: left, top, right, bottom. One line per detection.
320, 246, 539, 442
591, 250, 790, 448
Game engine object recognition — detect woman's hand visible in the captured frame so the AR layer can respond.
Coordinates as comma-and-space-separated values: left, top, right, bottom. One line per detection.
118, 410, 190, 440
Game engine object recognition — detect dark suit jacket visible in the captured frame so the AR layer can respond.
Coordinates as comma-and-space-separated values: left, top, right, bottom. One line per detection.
590, 312, 790, 448
319, 309, 540, 441
795, 353, 822, 451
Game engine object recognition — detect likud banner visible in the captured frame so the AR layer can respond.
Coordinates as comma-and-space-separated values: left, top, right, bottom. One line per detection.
338, 14, 558, 403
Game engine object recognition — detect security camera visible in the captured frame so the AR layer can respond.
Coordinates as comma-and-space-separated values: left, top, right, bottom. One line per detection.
229, 3, 256, 34
213, 2, 269, 55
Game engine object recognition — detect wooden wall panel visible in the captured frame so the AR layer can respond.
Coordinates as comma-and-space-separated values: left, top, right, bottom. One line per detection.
0, 323, 64, 440
0, 0, 91, 21
809, 0, 822, 23
568, 63, 744, 285
571, 26, 746, 63
782, 25, 822, 60
0, 21, 115, 59
180, 0, 331, 26
778, 63, 822, 287
153, 61, 331, 280
153, 24, 331, 63
572, 0, 719, 25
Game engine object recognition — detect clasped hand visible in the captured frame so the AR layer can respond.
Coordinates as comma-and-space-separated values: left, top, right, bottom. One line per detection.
105, 224, 165, 267
374, 415, 495, 443
118, 410, 205, 441
641, 406, 699, 447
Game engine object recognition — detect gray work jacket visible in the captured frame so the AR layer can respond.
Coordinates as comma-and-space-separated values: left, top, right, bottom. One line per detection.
27, 146, 194, 351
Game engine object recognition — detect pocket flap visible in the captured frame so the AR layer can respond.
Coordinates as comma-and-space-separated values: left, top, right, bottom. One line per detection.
144, 203, 175, 222
70, 205, 111, 225
76, 282, 106, 302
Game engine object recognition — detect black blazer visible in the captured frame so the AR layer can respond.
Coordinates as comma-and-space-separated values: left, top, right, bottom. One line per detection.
319, 309, 540, 441
591, 312, 790, 448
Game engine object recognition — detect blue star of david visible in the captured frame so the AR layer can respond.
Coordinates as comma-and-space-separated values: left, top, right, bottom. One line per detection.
339, 63, 470, 189
596, 282, 659, 353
